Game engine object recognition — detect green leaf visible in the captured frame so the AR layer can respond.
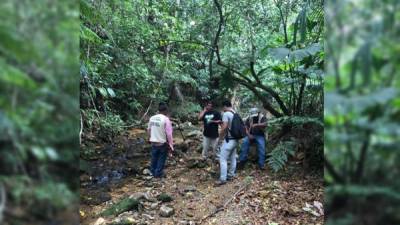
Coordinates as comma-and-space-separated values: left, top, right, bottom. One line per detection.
0, 59, 36, 89
107, 88, 116, 97
80, 25, 102, 44
98, 87, 108, 97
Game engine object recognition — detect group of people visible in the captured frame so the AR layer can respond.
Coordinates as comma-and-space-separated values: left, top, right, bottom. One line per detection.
147, 100, 267, 185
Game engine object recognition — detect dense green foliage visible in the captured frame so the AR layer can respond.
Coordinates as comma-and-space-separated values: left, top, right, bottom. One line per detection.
325, 0, 400, 224
0, 0, 79, 223
80, 0, 324, 173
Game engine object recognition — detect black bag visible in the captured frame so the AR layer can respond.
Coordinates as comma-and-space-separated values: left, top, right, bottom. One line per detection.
227, 111, 246, 140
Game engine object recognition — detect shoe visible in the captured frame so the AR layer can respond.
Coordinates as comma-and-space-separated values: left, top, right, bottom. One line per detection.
215, 180, 227, 186
237, 161, 245, 170
227, 176, 236, 181
258, 165, 266, 171
154, 173, 167, 179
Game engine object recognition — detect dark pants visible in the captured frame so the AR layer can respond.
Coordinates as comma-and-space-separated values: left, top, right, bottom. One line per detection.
150, 143, 168, 177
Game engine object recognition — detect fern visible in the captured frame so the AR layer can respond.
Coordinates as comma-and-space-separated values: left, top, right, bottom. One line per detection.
267, 140, 296, 172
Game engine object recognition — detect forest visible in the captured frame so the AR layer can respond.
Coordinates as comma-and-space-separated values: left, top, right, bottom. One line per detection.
0, 1, 80, 225
80, 0, 324, 224
325, 0, 400, 224
0, 0, 398, 224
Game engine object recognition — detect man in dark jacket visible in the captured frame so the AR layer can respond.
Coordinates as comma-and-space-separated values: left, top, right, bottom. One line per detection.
238, 107, 267, 170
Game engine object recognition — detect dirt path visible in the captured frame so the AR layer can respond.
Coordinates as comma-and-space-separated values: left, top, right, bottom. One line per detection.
80, 127, 323, 225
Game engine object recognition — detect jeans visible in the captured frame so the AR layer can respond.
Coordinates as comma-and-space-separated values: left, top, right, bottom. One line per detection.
202, 136, 218, 158
239, 135, 266, 168
150, 143, 168, 177
219, 139, 238, 181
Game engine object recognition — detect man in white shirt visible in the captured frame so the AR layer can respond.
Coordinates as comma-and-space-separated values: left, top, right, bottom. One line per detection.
147, 102, 174, 178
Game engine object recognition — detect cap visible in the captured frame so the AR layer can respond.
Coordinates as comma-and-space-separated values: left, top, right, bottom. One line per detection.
249, 107, 260, 117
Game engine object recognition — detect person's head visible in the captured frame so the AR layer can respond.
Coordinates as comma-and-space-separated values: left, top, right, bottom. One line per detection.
205, 101, 214, 111
222, 100, 232, 111
249, 107, 260, 118
158, 102, 168, 114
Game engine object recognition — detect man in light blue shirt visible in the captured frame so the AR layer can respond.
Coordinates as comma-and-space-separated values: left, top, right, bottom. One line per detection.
216, 100, 238, 185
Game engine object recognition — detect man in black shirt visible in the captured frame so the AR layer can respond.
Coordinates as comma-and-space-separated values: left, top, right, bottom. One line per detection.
198, 101, 222, 159
238, 107, 267, 170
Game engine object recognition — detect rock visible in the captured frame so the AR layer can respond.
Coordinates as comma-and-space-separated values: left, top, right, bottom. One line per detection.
187, 130, 202, 137
186, 158, 207, 169
149, 202, 159, 210
183, 186, 196, 192
313, 201, 324, 215
177, 221, 196, 225
182, 121, 192, 128
157, 193, 173, 202
143, 176, 153, 181
110, 217, 137, 225
303, 202, 321, 217
137, 219, 149, 225
159, 205, 175, 217
142, 169, 152, 176
144, 192, 157, 202
101, 198, 140, 217
142, 213, 155, 220
287, 205, 302, 216
129, 192, 146, 201
195, 145, 202, 153
93, 217, 106, 225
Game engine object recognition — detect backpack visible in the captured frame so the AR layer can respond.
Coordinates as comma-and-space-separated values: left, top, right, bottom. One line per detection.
227, 111, 247, 140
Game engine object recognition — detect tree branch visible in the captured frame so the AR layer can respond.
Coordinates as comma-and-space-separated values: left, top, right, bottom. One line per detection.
232, 77, 283, 117
273, 0, 288, 44
250, 61, 290, 115
324, 155, 345, 184
353, 131, 372, 183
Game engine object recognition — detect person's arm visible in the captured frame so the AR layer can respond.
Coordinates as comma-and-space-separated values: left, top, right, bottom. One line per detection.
252, 117, 267, 129
165, 117, 174, 151
218, 113, 228, 141
252, 122, 267, 128
147, 123, 151, 143
198, 107, 207, 121
219, 121, 228, 141
245, 119, 254, 139
211, 112, 222, 124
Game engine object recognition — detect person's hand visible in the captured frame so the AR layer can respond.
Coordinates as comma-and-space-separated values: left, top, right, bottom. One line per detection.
248, 134, 255, 140
168, 145, 174, 157
251, 123, 258, 129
